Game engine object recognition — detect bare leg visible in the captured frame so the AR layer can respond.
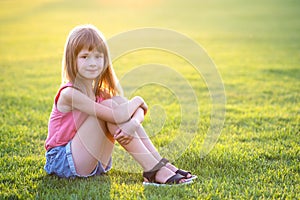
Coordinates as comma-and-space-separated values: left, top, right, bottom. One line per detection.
107, 121, 187, 183
71, 116, 114, 176
71, 113, 161, 176
109, 96, 193, 178
134, 124, 160, 159
101, 97, 187, 183
102, 97, 161, 171
107, 96, 160, 159
134, 124, 193, 177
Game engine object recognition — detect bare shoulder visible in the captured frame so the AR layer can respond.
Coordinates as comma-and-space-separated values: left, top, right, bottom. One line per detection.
57, 87, 74, 112
60, 86, 77, 101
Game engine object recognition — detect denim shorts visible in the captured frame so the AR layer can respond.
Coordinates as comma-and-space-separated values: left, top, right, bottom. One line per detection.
44, 141, 112, 178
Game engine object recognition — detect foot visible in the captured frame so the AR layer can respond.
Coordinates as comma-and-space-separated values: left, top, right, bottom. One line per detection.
144, 166, 188, 184
166, 163, 197, 180
143, 158, 194, 186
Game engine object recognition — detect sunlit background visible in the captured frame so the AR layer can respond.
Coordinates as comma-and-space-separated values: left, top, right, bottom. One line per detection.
1, 0, 299, 199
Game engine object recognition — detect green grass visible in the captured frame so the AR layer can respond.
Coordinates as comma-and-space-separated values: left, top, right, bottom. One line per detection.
1, 0, 299, 199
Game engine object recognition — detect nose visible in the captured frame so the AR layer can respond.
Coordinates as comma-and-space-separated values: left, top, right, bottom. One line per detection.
88, 58, 97, 67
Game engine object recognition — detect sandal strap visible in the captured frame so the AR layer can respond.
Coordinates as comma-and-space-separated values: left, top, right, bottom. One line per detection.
143, 158, 169, 182
150, 158, 169, 172
176, 169, 191, 177
165, 173, 185, 184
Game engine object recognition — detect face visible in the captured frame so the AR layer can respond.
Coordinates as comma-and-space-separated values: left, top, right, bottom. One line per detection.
76, 48, 105, 81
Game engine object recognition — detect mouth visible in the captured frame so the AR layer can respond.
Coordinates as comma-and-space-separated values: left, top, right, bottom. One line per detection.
87, 69, 98, 73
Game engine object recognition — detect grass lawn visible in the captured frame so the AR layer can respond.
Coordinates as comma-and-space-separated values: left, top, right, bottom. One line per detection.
0, 0, 299, 199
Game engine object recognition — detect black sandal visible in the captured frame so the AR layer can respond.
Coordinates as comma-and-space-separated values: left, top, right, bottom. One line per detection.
161, 158, 197, 180
176, 169, 198, 180
142, 158, 192, 186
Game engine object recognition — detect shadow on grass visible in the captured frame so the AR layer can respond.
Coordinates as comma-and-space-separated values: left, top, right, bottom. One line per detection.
108, 169, 196, 199
143, 182, 196, 199
35, 174, 112, 199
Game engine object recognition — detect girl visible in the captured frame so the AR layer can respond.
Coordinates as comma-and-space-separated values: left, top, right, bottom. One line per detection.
44, 24, 197, 186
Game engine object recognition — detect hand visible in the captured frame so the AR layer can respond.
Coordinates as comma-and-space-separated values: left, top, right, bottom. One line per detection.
114, 129, 133, 145
114, 119, 140, 145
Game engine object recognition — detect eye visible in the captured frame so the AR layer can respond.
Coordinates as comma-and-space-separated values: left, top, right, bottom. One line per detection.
79, 54, 89, 59
78, 54, 86, 58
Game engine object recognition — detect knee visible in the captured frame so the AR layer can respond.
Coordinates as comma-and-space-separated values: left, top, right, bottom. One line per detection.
101, 96, 128, 108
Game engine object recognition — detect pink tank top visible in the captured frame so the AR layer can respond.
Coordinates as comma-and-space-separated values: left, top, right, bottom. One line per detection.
45, 83, 104, 151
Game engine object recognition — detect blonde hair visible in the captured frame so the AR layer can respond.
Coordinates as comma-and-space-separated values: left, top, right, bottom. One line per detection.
62, 24, 121, 97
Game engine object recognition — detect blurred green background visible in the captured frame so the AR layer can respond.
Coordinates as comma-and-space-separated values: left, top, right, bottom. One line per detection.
0, 0, 299, 199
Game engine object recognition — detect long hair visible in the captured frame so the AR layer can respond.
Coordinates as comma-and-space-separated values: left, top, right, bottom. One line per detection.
62, 24, 121, 97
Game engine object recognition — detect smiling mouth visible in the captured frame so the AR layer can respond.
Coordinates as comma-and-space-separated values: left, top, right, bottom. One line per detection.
87, 70, 98, 73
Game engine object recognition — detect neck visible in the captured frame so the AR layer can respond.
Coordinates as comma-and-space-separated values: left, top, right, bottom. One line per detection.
73, 78, 94, 98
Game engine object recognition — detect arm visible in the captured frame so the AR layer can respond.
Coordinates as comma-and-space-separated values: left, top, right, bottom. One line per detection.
59, 87, 144, 124
115, 107, 145, 136
111, 97, 146, 123
113, 106, 147, 145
